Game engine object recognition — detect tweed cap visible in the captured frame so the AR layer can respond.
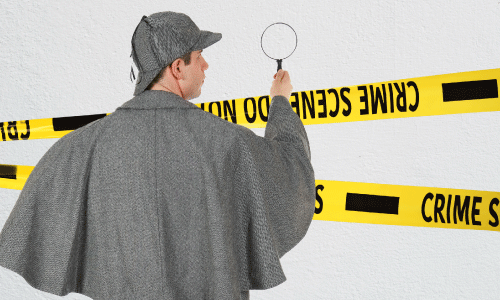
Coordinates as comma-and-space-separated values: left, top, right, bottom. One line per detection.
130, 12, 222, 96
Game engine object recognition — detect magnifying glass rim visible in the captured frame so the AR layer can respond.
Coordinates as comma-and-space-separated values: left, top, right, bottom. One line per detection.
260, 22, 298, 61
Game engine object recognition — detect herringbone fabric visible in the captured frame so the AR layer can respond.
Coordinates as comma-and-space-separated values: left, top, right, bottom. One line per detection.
0, 90, 315, 300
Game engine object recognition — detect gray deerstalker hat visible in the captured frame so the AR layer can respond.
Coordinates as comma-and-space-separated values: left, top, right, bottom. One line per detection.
130, 12, 222, 96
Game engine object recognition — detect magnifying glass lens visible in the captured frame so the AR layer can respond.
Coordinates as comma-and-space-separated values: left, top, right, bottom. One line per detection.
261, 23, 297, 61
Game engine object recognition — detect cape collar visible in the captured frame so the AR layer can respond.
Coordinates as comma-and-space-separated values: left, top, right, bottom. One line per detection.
117, 90, 200, 110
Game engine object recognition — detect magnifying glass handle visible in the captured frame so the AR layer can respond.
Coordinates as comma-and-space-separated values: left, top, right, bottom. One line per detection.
277, 59, 282, 72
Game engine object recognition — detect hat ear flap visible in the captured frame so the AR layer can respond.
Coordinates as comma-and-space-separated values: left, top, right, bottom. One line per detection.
130, 16, 147, 72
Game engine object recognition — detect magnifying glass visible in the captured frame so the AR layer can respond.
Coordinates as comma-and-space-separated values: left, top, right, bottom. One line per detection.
261, 22, 298, 72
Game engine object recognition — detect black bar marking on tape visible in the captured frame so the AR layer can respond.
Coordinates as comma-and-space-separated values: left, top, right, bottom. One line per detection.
0, 164, 17, 180
442, 79, 498, 102
345, 193, 399, 215
52, 114, 107, 131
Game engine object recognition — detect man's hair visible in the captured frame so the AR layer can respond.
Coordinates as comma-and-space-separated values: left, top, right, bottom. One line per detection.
146, 52, 192, 90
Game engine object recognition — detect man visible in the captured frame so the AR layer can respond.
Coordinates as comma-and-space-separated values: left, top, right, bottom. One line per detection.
0, 11, 315, 300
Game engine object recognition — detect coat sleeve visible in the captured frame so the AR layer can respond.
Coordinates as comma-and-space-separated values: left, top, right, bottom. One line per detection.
233, 95, 316, 289
265, 95, 316, 256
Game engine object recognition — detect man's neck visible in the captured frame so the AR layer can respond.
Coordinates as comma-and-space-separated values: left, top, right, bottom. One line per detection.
150, 85, 178, 96
148, 67, 187, 100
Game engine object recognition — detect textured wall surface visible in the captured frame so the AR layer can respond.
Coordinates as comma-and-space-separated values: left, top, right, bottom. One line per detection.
1, 0, 499, 299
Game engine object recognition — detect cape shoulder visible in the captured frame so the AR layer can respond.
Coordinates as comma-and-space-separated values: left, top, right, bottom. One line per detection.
0, 115, 111, 296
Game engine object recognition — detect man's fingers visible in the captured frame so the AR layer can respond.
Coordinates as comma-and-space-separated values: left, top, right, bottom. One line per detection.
274, 70, 281, 80
273, 69, 289, 82
279, 69, 286, 77
274, 71, 281, 79
280, 71, 290, 84
283, 71, 289, 81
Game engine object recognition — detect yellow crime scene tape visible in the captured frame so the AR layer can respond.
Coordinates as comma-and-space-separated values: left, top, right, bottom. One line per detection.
1, 68, 499, 141
0, 114, 111, 141
314, 180, 499, 232
0, 164, 34, 190
1, 164, 498, 232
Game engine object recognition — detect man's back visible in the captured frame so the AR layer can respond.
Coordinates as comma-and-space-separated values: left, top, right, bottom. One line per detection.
0, 90, 315, 300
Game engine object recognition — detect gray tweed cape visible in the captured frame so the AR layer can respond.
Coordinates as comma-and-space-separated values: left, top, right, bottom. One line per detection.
0, 90, 316, 300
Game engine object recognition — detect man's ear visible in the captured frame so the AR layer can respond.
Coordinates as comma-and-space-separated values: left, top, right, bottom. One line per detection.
170, 58, 184, 80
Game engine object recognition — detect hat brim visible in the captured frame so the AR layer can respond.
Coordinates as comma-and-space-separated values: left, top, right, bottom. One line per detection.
190, 30, 222, 52
133, 68, 163, 96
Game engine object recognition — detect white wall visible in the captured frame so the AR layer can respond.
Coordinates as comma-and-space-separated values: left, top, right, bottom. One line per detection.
1, 0, 499, 299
